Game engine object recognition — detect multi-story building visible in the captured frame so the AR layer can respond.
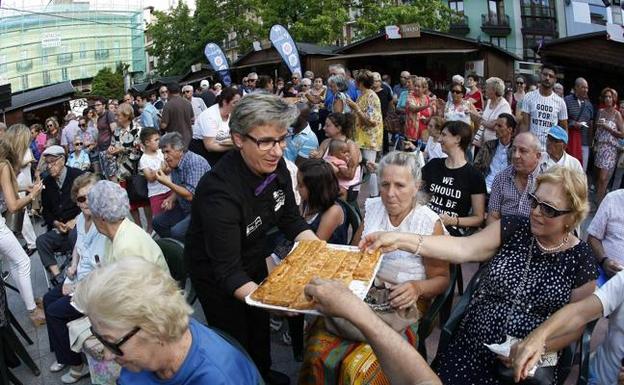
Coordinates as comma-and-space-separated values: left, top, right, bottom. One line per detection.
0, 0, 146, 93
447, 1, 561, 61
561, 0, 623, 36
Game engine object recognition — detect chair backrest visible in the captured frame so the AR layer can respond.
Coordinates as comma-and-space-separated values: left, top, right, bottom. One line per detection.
338, 199, 362, 245
437, 263, 488, 354
155, 238, 187, 286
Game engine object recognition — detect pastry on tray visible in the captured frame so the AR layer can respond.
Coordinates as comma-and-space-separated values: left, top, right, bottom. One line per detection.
250, 240, 382, 310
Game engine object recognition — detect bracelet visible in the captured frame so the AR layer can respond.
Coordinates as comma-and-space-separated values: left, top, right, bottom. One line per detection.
414, 234, 424, 256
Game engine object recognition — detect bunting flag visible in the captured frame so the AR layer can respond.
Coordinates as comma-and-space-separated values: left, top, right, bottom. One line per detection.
269, 25, 302, 75
204, 43, 232, 87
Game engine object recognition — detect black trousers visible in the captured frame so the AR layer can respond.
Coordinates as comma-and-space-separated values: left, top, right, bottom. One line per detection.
36, 228, 77, 269
196, 284, 271, 377
43, 286, 84, 365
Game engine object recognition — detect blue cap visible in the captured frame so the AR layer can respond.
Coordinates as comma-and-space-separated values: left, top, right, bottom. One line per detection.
547, 125, 568, 144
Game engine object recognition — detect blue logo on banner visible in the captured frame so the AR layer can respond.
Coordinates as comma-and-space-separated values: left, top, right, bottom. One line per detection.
204, 43, 232, 87
269, 25, 301, 75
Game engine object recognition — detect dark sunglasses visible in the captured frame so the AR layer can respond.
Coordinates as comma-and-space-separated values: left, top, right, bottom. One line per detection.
90, 326, 140, 356
76, 195, 87, 203
528, 193, 571, 218
517, 81, 524, 84
451, 90, 463, 94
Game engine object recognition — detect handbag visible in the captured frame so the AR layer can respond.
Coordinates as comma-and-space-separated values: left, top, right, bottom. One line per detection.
125, 174, 149, 203
325, 285, 424, 342
493, 239, 556, 385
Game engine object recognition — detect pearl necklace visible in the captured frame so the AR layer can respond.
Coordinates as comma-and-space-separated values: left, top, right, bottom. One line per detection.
535, 234, 568, 253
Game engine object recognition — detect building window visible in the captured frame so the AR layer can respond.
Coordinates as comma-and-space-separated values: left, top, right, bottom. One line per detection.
488, 0, 505, 19
95, 41, 109, 60
490, 36, 507, 49
80, 43, 87, 59
523, 34, 553, 62
17, 50, 33, 72
449, 0, 464, 13
61, 68, 69, 81
58, 46, 73, 65
43, 70, 51, 85
589, 5, 607, 26
113, 41, 121, 56
20, 75, 29, 90
0, 55, 6, 74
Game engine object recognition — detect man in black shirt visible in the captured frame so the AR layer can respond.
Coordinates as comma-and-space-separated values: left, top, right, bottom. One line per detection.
198, 79, 216, 108
35, 146, 83, 285
186, 94, 316, 385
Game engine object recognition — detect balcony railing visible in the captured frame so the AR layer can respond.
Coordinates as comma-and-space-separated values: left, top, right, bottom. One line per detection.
57, 53, 73, 65
521, 5, 556, 19
95, 49, 110, 60
16, 60, 33, 72
449, 14, 470, 35
521, 16, 557, 36
481, 13, 512, 36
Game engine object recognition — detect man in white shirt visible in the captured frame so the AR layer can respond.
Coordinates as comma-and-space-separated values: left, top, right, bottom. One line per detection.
587, 189, 624, 278
511, 270, 624, 385
542, 125, 583, 174
519, 64, 568, 149
182, 85, 207, 135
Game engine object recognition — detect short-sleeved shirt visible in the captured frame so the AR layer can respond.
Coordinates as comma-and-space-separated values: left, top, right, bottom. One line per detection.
422, 158, 486, 234
139, 102, 160, 129
592, 270, 624, 384
488, 164, 541, 218
186, 150, 309, 296
587, 189, 624, 265
195, 104, 230, 141
521, 90, 568, 149
104, 218, 169, 273
485, 142, 511, 193
66, 151, 91, 171
119, 318, 260, 385
139, 151, 171, 198
284, 124, 319, 162
161, 95, 194, 146
61, 120, 81, 151
96, 111, 116, 151
172, 151, 210, 214
541, 153, 584, 175
74, 213, 107, 282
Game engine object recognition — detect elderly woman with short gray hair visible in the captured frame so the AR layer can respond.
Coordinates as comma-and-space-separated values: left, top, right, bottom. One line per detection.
73, 257, 261, 384
186, 93, 317, 384
88, 180, 168, 271
328, 74, 352, 113
473, 76, 512, 148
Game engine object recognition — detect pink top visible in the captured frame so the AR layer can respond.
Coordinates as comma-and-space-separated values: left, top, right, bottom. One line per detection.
35, 133, 47, 154
324, 154, 360, 190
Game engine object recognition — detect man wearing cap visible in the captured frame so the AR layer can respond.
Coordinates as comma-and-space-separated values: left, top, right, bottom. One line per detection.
61, 113, 80, 153
198, 79, 216, 108
542, 125, 583, 174
35, 146, 84, 285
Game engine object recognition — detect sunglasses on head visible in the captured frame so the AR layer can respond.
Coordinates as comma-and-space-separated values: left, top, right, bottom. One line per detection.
90, 326, 140, 356
528, 193, 571, 218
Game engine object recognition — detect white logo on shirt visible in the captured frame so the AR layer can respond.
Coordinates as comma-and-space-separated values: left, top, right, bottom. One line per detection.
246, 216, 262, 236
273, 190, 285, 212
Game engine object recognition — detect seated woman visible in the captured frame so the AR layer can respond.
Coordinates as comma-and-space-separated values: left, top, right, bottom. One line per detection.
44, 173, 104, 383
73, 257, 261, 385
299, 151, 450, 385
361, 166, 597, 385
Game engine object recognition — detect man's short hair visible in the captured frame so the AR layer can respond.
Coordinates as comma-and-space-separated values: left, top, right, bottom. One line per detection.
247, 72, 258, 80
497, 113, 517, 131
159, 132, 186, 151
140, 127, 160, 144
541, 63, 558, 75
257, 75, 273, 90
167, 82, 181, 94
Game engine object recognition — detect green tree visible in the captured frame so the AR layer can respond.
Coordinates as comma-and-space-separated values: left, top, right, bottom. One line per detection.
91, 66, 125, 100
354, 0, 453, 39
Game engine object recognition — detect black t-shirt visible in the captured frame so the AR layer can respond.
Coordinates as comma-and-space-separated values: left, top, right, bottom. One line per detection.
421, 158, 486, 224
375, 87, 392, 118
199, 90, 216, 108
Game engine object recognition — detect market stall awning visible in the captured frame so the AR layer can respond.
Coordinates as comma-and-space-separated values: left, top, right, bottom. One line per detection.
6, 81, 75, 112
538, 31, 624, 72
326, 48, 478, 60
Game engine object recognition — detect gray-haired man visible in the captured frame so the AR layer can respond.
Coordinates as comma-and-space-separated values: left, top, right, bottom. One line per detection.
153, 133, 210, 241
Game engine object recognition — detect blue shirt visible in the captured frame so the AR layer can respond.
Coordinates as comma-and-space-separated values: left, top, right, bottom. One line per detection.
325, 80, 359, 112
119, 319, 260, 385
284, 124, 319, 162
141, 102, 160, 129
66, 151, 91, 171
172, 151, 210, 214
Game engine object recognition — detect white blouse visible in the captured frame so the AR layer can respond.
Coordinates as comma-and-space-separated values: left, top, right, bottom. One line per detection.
363, 197, 442, 284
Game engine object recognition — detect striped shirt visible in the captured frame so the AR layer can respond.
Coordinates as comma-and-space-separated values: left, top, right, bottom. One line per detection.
521, 89, 568, 149
172, 151, 210, 214
564, 94, 594, 145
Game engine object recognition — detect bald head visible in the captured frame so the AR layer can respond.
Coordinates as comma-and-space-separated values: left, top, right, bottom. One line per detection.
515, 132, 541, 152
574, 77, 588, 99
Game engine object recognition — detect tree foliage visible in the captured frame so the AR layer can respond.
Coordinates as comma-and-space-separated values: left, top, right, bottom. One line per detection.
147, 0, 453, 75
90, 66, 125, 100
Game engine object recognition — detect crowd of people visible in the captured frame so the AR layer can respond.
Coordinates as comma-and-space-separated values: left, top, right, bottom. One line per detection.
0, 61, 623, 385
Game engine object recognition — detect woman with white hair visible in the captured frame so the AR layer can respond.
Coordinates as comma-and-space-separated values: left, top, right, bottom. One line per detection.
473, 77, 512, 148
73, 257, 261, 384
186, 93, 317, 384
328, 75, 352, 113
87, 180, 168, 271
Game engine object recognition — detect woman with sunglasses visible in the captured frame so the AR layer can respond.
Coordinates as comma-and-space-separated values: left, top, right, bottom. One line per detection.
72, 257, 261, 385
66, 135, 91, 171
441, 84, 477, 126
361, 166, 597, 385
45, 117, 61, 143
44, 173, 104, 383
186, 94, 318, 385
513, 76, 526, 117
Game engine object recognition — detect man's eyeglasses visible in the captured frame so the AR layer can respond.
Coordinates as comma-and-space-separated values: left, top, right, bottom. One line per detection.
74, 142, 83, 146
528, 193, 571, 218
244, 133, 290, 151
90, 326, 140, 357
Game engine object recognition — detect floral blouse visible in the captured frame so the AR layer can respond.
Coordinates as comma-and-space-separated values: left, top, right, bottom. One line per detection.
354, 89, 383, 152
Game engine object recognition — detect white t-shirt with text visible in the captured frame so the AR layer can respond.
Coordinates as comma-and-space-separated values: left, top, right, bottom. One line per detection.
521, 90, 568, 149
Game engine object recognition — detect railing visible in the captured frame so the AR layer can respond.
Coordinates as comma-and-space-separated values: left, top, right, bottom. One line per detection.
449, 14, 470, 34
520, 5, 556, 19
481, 13, 510, 27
